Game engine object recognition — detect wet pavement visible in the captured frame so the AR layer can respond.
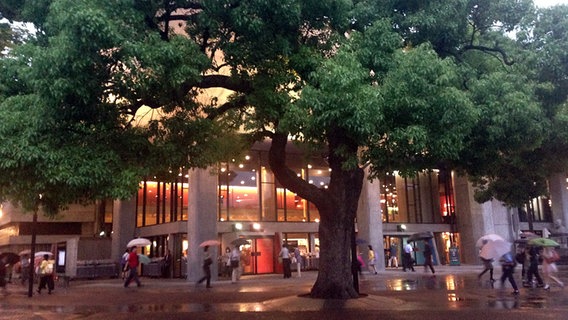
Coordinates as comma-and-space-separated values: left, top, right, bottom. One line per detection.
0, 265, 567, 319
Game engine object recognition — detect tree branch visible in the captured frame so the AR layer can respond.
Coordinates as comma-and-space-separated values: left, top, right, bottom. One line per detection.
269, 132, 330, 210
460, 44, 514, 65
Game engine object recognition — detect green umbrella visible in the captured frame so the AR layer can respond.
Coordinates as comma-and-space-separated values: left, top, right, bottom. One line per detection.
528, 237, 559, 247
138, 254, 151, 264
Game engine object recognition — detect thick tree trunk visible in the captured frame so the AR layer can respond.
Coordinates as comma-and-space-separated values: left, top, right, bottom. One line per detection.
310, 204, 359, 298
269, 132, 364, 299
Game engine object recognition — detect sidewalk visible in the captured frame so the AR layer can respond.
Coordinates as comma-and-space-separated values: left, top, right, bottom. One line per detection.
1, 264, 567, 320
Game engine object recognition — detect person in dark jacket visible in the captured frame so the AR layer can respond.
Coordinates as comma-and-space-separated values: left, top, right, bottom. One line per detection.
525, 246, 545, 288
423, 241, 435, 274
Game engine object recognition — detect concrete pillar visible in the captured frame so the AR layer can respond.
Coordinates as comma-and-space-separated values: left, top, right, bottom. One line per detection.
65, 237, 79, 277
187, 168, 218, 282
549, 172, 568, 227
111, 197, 137, 264
357, 168, 384, 270
453, 175, 495, 264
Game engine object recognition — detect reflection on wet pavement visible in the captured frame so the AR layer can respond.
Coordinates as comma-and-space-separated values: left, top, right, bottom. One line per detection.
1, 266, 567, 318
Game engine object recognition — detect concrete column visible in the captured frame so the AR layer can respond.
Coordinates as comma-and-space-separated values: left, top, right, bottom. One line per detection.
111, 197, 137, 264
65, 237, 79, 277
549, 172, 568, 227
357, 168, 384, 270
453, 175, 495, 264
187, 168, 218, 282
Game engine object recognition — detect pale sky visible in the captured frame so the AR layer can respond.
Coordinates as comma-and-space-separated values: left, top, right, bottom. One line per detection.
534, 0, 568, 7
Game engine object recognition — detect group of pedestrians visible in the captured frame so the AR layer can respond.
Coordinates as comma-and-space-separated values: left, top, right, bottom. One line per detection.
478, 241, 564, 295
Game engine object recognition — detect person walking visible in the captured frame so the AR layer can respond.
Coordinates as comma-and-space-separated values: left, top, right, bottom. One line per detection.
478, 257, 495, 283
120, 248, 130, 280
294, 247, 302, 278
124, 247, 142, 288
0, 257, 7, 296
499, 251, 519, 295
388, 243, 398, 268
230, 246, 241, 283
222, 247, 231, 277
541, 247, 564, 290
37, 254, 54, 294
279, 244, 292, 279
515, 247, 529, 287
403, 243, 415, 272
20, 254, 30, 286
196, 246, 213, 288
161, 249, 172, 278
423, 241, 435, 274
368, 245, 378, 274
525, 245, 545, 288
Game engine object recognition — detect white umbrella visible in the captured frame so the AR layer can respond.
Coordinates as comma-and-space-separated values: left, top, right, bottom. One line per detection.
34, 251, 54, 257
476, 234, 505, 248
479, 239, 511, 260
199, 240, 220, 247
127, 238, 151, 248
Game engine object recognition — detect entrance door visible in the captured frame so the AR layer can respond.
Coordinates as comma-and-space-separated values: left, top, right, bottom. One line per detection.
242, 237, 274, 274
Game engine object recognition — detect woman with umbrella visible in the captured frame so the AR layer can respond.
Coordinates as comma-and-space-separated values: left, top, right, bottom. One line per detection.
542, 247, 563, 290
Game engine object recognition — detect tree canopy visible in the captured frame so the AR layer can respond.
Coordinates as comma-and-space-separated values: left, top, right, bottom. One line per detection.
1, 0, 567, 298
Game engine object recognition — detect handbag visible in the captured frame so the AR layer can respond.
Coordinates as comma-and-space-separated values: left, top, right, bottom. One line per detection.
230, 260, 239, 268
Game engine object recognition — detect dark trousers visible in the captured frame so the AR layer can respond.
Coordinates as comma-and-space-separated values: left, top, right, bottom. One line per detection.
526, 262, 544, 286
283, 258, 292, 278
38, 274, 54, 293
124, 267, 141, 287
198, 265, 211, 287
479, 266, 494, 280
500, 265, 518, 290
424, 257, 435, 273
403, 253, 414, 271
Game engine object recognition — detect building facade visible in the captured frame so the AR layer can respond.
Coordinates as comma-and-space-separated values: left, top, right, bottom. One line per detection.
1, 142, 568, 281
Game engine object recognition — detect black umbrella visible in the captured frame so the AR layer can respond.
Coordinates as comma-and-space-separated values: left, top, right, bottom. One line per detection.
0, 252, 21, 265
231, 238, 250, 246
408, 232, 434, 242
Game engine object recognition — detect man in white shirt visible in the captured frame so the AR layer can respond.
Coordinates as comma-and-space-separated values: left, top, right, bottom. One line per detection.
403, 243, 415, 272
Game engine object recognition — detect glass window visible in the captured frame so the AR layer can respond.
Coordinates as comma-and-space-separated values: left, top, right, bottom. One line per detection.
221, 155, 260, 221
136, 179, 189, 227
381, 173, 398, 222
519, 196, 553, 223
260, 166, 277, 221
380, 170, 455, 224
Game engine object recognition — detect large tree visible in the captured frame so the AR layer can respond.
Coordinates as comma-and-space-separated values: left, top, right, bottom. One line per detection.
0, 0, 555, 298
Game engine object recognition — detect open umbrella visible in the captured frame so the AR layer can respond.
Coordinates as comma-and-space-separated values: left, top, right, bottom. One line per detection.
0, 252, 20, 265
231, 238, 250, 246
199, 240, 220, 247
19, 249, 31, 256
127, 238, 151, 248
34, 251, 53, 258
476, 234, 505, 248
479, 238, 511, 260
528, 237, 559, 247
138, 254, 151, 265
514, 232, 538, 245
408, 232, 434, 242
